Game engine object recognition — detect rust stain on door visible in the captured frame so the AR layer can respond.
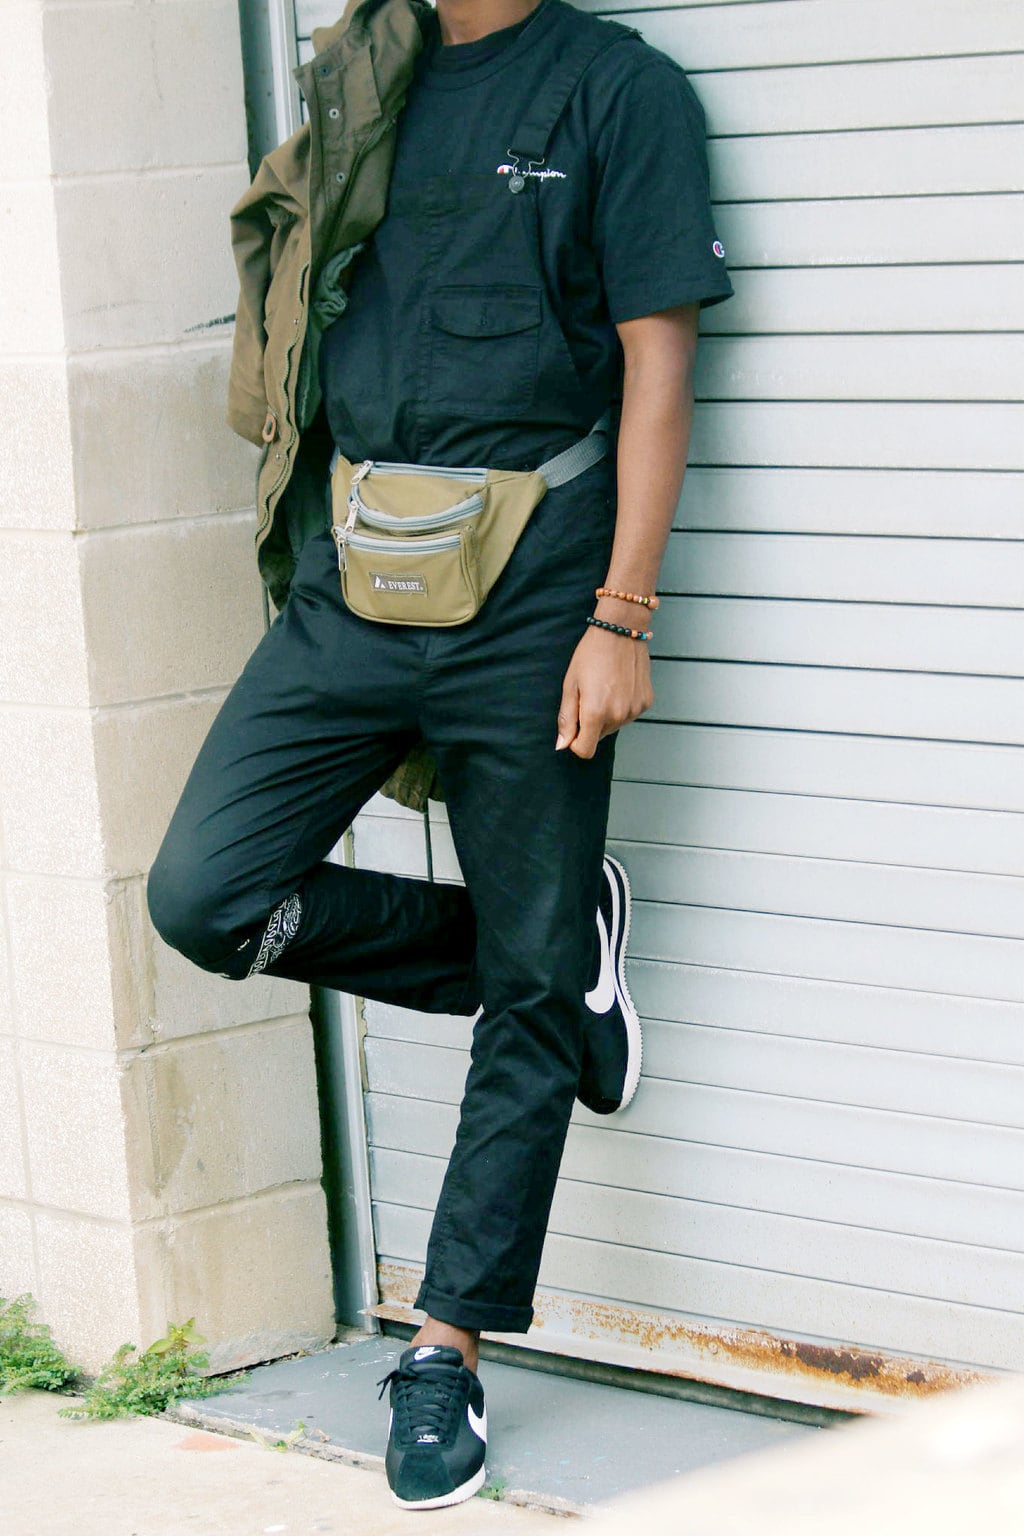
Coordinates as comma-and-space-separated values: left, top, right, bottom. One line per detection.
375, 1261, 991, 1411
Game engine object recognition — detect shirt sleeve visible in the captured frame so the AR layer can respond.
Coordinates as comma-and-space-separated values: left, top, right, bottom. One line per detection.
589, 54, 734, 323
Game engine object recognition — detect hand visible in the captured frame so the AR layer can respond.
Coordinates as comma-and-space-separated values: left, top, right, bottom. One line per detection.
555, 616, 655, 759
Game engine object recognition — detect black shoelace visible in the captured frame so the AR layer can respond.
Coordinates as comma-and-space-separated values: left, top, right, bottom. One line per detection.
377, 1360, 466, 1444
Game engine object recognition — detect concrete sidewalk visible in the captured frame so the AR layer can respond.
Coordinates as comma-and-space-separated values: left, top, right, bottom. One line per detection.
1, 1389, 563, 1536
7, 1371, 1024, 1535
592, 1371, 1024, 1536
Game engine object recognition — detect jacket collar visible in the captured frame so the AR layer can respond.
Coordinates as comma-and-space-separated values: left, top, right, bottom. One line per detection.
310, 0, 432, 58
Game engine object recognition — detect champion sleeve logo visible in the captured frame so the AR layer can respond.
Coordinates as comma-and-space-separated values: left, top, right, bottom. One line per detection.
712, 239, 726, 259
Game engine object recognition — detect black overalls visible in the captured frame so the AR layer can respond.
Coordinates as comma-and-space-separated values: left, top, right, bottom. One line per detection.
148, 19, 636, 1333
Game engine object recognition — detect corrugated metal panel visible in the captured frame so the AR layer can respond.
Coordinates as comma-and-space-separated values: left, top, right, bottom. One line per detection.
359, 811, 1024, 939
292, 0, 1024, 1406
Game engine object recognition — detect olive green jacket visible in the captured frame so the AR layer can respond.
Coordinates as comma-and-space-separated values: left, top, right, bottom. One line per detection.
226, 0, 441, 811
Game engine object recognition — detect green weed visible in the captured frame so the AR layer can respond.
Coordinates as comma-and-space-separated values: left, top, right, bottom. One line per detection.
0, 1294, 78, 1394
247, 1420, 308, 1452
58, 1318, 239, 1422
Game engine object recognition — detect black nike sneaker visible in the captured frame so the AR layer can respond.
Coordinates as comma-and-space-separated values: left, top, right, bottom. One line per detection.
578, 854, 643, 1115
377, 1344, 487, 1510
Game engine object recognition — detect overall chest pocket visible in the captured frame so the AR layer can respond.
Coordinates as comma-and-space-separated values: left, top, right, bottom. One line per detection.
428, 286, 541, 416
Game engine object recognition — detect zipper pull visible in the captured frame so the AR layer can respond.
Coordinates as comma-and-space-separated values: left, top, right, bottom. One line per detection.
344, 458, 372, 532
334, 460, 371, 570
341, 460, 371, 532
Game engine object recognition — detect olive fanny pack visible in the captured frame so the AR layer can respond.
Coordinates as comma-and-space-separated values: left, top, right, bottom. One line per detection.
329, 415, 610, 626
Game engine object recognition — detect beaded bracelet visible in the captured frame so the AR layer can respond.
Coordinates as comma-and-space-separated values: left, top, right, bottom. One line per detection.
595, 586, 660, 611
586, 615, 653, 642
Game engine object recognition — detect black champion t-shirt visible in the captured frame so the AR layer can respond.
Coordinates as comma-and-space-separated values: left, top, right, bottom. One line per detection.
320, 0, 733, 466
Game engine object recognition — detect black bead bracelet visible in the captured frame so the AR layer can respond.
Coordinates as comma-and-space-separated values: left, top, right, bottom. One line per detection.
586, 615, 653, 642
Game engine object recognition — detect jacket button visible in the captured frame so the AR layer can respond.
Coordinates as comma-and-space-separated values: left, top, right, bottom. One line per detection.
328, 107, 340, 120
261, 411, 278, 443
335, 170, 346, 183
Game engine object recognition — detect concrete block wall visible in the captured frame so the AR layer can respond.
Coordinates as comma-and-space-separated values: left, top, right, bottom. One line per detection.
0, 0, 335, 1372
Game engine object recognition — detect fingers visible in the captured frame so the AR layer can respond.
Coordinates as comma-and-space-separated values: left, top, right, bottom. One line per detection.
570, 706, 603, 759
571, 695, 653, 757
555, 677, 580, 751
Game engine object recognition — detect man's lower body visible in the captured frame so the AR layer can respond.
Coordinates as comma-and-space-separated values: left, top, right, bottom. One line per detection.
147, 464, 623, 1497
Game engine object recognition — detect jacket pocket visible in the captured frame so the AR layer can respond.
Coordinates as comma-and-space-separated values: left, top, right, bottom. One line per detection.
428, 286, 541, 416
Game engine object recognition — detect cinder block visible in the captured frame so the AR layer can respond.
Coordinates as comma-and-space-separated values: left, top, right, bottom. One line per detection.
55, 165, 250, 351
0, 5, 50, 181
0, 915, 13, 1034
0, 360, 75, 531
105, 876, 156, 1052
19, 1039, 132, 1221
134, 1183, 335, 1372
93, 693, 226, 878
5, 875, 118, 1050
0, 1037, 28, 1201
0, 532, 89, 707
123, 1016, 323, 1220
0, 1202, 36, 1301
0, 708, 105, 878
67, 344, 256, 531
42, 0, 246, 177
79, 515, 263, 706
0, 181, 65, 355
149, 927, 309, 1044
35, 1210, 142, 1373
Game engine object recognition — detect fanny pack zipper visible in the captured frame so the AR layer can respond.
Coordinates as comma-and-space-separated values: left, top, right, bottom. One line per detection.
348, 529, 461, 552
351, 483, 484, 532
332, 524, 462, 568
370, 461, 488, 482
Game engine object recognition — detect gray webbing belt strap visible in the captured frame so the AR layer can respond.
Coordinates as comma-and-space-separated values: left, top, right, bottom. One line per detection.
327, 412, 612, 483
536, 411, 611, 488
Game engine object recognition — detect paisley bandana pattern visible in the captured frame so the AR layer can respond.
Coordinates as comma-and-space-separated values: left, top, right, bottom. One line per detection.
246, 892, 302, 977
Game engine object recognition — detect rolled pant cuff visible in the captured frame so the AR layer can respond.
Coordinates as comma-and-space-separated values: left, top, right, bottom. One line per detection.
415, 1283, 534, 1335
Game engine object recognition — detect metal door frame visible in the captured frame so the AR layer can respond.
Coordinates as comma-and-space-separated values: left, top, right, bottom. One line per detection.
246, 0, 380, 1333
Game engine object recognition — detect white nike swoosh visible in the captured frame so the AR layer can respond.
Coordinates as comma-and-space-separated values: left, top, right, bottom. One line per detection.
414, 1346, 440, 1361
467, 1403, 487, 1443
585, 908, 615, 1013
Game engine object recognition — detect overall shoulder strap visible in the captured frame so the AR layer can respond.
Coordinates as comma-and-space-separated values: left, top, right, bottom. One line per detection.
507, 12, 641, 164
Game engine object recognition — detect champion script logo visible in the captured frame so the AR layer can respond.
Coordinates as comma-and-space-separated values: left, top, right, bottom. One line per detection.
496, 162, 567, 181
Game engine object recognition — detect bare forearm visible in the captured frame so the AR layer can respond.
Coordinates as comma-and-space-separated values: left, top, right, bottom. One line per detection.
596, 306, 697, 630
555, 304, 699, 757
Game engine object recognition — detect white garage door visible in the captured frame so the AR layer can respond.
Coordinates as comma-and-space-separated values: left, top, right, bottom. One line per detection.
284, 0, 1024, 1413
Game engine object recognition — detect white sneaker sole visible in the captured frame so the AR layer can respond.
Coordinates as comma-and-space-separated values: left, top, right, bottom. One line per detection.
391, 1463, 487, 1510
604, 854, 643, 1111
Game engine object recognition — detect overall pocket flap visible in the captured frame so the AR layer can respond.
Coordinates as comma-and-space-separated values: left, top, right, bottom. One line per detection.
431, 287, 541, 339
